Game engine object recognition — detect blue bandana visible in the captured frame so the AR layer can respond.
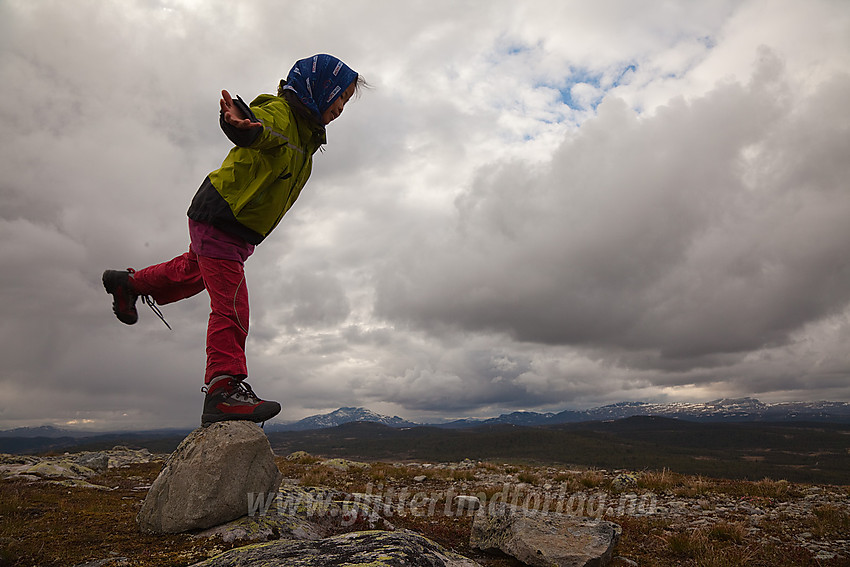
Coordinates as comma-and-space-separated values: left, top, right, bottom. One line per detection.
282, 54, 358, 120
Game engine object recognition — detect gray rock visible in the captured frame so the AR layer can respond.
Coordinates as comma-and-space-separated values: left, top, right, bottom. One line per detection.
456, 495, 482, 512
107, 447, 155, 468
195, 484, 395, 543
137, 421, 282, 534
471, 504, 620, 567
279, 484, 395, 533
23, 460, 95, 480
1, 448, 163, 488
189, 530, 481, 566
611, 473, 638, 493
75, 452, 110, 472
194, 513, 321, 543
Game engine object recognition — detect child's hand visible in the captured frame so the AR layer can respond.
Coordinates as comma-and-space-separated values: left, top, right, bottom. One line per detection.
220, 90, 263, 130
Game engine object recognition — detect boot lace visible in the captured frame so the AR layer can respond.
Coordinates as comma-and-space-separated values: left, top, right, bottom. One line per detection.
140, 294, 171, 330
126, 268, 171, 330
233, 382, 270, 427
229, 381, 262, 405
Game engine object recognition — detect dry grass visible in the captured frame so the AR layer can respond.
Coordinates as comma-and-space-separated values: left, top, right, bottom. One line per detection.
806, 504, 850, 539
614, 516, 828, 567
578, 469, 606, 489
0, 463, 241, 567
515, 470, 541, 485
719, 477, 798, 500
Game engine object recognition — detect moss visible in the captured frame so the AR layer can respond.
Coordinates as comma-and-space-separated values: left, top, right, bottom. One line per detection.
320, 458, 370, 472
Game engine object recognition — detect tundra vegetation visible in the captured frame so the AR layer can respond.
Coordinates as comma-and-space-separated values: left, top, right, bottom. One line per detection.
1, 448, 849, 566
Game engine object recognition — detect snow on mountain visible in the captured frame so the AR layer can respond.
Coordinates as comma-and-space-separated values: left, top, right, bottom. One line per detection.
7, 400, 848, 438
564, 398, 850, 424
581, 397, 772, 421
269, 407, 418, 432
266, 399, 850, 433
429, 399, 850, 429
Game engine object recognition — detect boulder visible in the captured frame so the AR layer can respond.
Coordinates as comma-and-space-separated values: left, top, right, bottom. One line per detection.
610, 473, 639, 493
23, 460, 95, 480
75, 452, 110, 472
137, 421, 281, 534
189, 530, 481, 567
285, 450, 313, 461
107, 446, 156, 468
471, 504, 620, 567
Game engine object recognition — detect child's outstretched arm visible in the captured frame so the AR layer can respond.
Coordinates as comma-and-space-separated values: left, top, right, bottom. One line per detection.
220, 90, 262, 129
220, 89, 263, 147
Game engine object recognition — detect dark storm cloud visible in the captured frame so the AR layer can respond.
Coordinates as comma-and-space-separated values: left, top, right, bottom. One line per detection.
375, 54, 850, 369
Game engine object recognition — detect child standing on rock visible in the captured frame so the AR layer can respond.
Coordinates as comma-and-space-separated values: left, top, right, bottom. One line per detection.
103, 54, 365, 426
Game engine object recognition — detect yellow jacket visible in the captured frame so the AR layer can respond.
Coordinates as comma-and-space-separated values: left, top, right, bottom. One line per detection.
188, 95, 325, 244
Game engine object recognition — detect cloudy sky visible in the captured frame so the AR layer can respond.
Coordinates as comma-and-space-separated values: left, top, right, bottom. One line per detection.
1, 0, 849, 431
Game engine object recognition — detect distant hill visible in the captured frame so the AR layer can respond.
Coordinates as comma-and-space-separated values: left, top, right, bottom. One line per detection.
0, 425, 86, 438
0, 428, 190, 455
435, 398, 850, 428
266, 407, 418, 432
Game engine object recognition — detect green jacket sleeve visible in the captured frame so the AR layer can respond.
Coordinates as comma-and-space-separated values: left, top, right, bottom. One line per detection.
246, 98, 303, 152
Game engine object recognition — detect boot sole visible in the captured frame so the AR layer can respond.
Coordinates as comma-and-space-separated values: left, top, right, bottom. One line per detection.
202, 402, 281, 427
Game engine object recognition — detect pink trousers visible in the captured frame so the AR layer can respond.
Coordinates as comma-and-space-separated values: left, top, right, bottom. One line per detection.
131, 249, 249, 384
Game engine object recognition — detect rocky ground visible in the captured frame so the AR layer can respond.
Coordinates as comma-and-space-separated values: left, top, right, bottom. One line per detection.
1, 448, 849, 566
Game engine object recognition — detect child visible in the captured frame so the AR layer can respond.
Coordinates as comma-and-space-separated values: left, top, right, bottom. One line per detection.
103, 54, 364, 426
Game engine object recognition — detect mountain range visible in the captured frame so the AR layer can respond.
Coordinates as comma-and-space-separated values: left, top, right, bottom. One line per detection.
3, 398, 850, 447
265, 397, 850, 431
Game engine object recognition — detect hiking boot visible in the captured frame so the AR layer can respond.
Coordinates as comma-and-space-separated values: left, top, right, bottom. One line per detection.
102, 269, 139, 325
201, 376, 281, 426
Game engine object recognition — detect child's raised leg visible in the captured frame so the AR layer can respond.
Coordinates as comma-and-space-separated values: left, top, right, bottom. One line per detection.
131, 250, 206, 304
103, 249, 205, 325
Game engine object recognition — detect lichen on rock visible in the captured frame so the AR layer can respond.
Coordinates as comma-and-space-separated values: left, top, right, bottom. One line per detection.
190, 530, 481, 567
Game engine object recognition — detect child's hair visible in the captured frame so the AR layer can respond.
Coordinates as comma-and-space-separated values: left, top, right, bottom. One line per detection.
350, 75, 371, 98
278, 75, 370, 132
